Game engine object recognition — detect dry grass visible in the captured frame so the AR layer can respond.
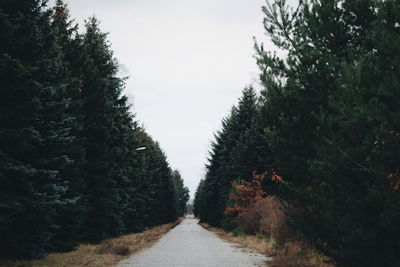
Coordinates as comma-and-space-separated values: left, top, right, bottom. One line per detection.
1, 219, 182, 267
200, 222, 333, 267
269, 241, 333, 267
200, 223, 275, 256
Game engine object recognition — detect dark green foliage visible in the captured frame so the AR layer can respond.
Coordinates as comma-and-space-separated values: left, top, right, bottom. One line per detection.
195, 0, 400, 266
49, 0, 85, 252
220, 217, 238, 232
78, 16, 127, 242
194, 87, 261, 226
193, 179, 204, 218
0, 0, 74, 259
0, 0, 187, 260
256, 0, 400, 266
142, 139, 179, 225
172, 170, 190, 217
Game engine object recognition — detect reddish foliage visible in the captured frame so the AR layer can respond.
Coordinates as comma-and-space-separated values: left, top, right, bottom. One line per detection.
224, 173, 266, 219
271, 171, 283, 182
224, 172, 285, 220
387, 171, 400, 192
224, 172, 293, 242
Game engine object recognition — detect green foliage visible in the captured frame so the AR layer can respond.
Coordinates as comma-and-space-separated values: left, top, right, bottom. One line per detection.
195, 0, 400, 266
220, 217, 238, 232
172, 170, 190, 217
49, 0, 85, 252
231, 227, 245, 237
78, 16, 127, 242
0, 0, 187, 260
0, 0, 74, 258
193, 179, 205, 217
256, 0, 400, 266
194, 87, 263, 226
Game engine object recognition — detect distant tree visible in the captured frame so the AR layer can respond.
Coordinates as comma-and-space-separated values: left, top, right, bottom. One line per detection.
149, 142, 178, 224
193, 179, 205, 218
195, 87, 259, 226
186, 202, 194, 215
172, 170, 190, 217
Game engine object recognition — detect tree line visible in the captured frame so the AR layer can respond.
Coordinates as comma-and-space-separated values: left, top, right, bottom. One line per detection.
194, 0, 400, 266
0, 0, 189, 260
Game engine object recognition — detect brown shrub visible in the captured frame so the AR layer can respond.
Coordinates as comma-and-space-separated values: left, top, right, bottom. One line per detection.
236, 197, 332, 266
237, 196, 293, 245
237, 203, 261, 233
270, 241, 333, 267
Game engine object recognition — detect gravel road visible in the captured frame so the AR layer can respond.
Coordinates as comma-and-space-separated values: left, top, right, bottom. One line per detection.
117, 216, 268, 267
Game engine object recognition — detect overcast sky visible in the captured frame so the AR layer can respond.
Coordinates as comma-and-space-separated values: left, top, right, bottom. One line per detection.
62, 0, 274, 198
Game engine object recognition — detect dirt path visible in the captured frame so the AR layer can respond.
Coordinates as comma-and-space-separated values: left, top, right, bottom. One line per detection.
117, 216, 268, 267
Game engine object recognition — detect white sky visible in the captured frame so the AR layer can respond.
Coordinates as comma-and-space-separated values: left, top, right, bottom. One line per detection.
61, 0, 275, 198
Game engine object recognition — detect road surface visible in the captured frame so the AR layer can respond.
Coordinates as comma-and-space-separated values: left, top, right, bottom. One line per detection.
118, 216, 268, 267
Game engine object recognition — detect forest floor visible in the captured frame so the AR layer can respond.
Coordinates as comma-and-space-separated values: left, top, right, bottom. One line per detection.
1, 219, 182, 267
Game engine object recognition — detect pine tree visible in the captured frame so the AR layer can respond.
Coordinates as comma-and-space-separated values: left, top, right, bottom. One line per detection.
147, 142, 178, 224
256, 0, 400, 265
49, 0, 86, 251
172, 170, 190, 217
79, 17, 126, 242
122, 127, 154, 232
0, 0, 74, 259
197, 87, 259, 226
193, 179, 205, 218
0, 1, 187, 259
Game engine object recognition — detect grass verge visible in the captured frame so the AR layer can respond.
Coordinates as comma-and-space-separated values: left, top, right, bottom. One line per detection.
2, 219, 182, 267
200, 222, 333, 267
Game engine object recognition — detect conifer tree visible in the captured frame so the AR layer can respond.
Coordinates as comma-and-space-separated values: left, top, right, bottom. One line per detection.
256, 0, 400, 265
78, 17, 126, 242
196, 87, 259, 226
172, 170, 190, 217
49, 0, 86, 251
193, 179, 205, 217
0, 0, 192, 259
0, 0, 74, 258
147, 142, 177, 224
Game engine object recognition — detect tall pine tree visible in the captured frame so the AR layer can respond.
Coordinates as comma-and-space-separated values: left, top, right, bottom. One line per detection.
256, 0, 400, 265
0, 0, 74, 258
79, 17, 126, 242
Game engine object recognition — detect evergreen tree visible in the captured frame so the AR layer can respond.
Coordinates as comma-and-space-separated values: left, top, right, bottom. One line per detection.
148, 142, 178, 224
0, 0, 194, 259
49, 0, 86, 251
196, 87, 259, 226
193, 179, 205, 217
0, 0, 73, 259
131, 128, 182, 227
172, 170, 190, 217
256, 0, 400, 265
123, 127, 155, 232
230, 109, 275, 192
79, 17, 126, 242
